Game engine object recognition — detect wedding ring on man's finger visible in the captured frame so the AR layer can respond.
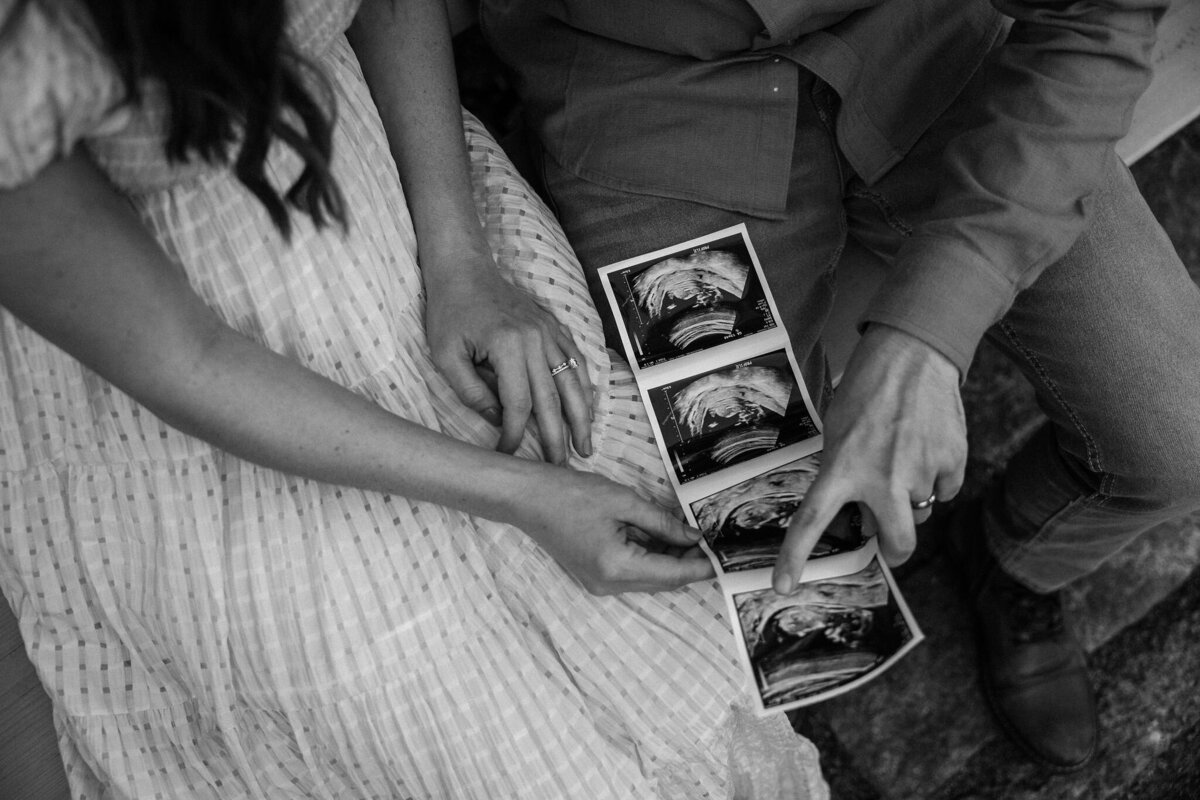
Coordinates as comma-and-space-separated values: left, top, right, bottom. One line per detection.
549, 357, 579, 377
910, 491, 937, 511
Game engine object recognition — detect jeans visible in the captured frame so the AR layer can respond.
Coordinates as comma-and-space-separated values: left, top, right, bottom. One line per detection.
534, 71, 1200, 593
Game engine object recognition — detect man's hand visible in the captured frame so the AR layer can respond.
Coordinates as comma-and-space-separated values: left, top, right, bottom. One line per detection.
424, 249, 594, 465
773, 325, 967, 593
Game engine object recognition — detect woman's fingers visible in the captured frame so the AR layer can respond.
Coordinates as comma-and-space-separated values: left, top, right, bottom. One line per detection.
525, 336, 569, 464
553, 331, 594, 456
477, 315, 593, 463
492, 341, 534, 454
502, 316, 593, 464
621, 493, 704, 548
527, 476, 714, 595
614, 550, 715, 593
604, 493, 712, 592
557, 323, 594, 412
424, 261, 596, 461
434, 344, 504, 427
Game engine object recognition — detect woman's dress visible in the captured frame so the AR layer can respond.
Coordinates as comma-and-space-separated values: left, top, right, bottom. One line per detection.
0, 1, 826, 796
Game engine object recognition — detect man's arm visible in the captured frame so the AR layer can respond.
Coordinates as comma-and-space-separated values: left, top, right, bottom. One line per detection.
864, 0, 1167, 374
774, 0, 1166, 591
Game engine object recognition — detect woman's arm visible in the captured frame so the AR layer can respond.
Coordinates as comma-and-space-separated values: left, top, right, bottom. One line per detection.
346, 0, 593, 465
0, 150, 710, 593
0, 152, 523, 515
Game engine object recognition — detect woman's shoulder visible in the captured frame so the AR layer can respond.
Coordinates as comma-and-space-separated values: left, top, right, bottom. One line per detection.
0, 0, 128, 189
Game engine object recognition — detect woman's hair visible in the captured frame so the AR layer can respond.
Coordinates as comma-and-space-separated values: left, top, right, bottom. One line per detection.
75, 0, 347, 238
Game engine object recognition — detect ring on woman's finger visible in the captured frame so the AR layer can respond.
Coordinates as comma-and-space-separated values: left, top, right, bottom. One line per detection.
910, 491, 937, 510
549, 357, 579, 377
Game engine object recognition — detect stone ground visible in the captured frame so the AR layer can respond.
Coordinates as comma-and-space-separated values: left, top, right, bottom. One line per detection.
455, 26, 1200, 800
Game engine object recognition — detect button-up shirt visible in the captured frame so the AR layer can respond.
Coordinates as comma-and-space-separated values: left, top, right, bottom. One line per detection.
480, 0, 1166, 375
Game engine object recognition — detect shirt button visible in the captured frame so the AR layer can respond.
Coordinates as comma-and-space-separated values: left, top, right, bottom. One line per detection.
773, 87, 779, 92
773, 57, 781, 63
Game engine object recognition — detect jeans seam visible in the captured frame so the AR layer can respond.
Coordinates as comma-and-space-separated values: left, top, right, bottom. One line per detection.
810, 82, 849, 275
847, 188, 913, 238
828, 238, 846, 273
822, 212, 848, 276
810, 81, 846, 191
996, 320, 1108, 487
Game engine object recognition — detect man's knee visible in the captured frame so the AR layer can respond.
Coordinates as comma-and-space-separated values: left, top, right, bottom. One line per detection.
1099, 412, 1200, 514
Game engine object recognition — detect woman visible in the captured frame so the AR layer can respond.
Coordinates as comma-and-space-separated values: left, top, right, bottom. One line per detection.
0, 0, 826, 796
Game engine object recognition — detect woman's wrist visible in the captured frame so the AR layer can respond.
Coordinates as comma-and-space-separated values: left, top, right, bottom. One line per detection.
442, 448, 556, 528
417, 233, 495, 287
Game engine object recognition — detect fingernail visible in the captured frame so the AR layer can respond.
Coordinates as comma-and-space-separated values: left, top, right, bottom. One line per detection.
773, 570, 795, 595
685, 525, 703, 541
480, 407, 502, 426
581, 437, 593, 458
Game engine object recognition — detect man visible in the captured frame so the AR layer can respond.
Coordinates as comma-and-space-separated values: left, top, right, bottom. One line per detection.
478, 0, 1200, 771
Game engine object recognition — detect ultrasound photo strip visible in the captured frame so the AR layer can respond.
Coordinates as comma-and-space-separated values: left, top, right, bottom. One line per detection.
596, 224, 923, 715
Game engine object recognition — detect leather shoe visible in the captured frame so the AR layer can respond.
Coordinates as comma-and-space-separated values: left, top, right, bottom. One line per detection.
944, 501, 1098, 771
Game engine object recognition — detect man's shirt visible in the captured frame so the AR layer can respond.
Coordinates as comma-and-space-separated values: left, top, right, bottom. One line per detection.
480, 0, 1166, 375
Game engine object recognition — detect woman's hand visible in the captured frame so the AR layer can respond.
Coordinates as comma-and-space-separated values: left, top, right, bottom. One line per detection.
510, 467, 715, 595
424, 246, 594, 464
347, 2, 593, 465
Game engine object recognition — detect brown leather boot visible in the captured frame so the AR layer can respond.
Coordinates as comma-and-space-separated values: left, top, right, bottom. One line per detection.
944, 501, 1098, 771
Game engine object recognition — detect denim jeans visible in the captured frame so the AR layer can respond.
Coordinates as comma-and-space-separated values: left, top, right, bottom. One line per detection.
535, 71, 1200, 593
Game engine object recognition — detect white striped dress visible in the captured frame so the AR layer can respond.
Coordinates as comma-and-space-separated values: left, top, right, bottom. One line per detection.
0, 1, 827, 796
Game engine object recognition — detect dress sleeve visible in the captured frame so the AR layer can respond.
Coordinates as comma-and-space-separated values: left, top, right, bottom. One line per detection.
0, 0, 127, 189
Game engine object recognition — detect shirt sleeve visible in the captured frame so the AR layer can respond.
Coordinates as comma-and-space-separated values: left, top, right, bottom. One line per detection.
0, 0, 126, 189
861, 0, 1167, 376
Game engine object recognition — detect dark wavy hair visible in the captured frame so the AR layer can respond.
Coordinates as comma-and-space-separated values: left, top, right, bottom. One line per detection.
12, 0, 348, 239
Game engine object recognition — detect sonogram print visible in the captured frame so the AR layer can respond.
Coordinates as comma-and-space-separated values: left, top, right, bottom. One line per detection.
605, 234, 776, 369
691, 455, 868, 573
734, 561, 914, 708
648, 349, 818, 483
